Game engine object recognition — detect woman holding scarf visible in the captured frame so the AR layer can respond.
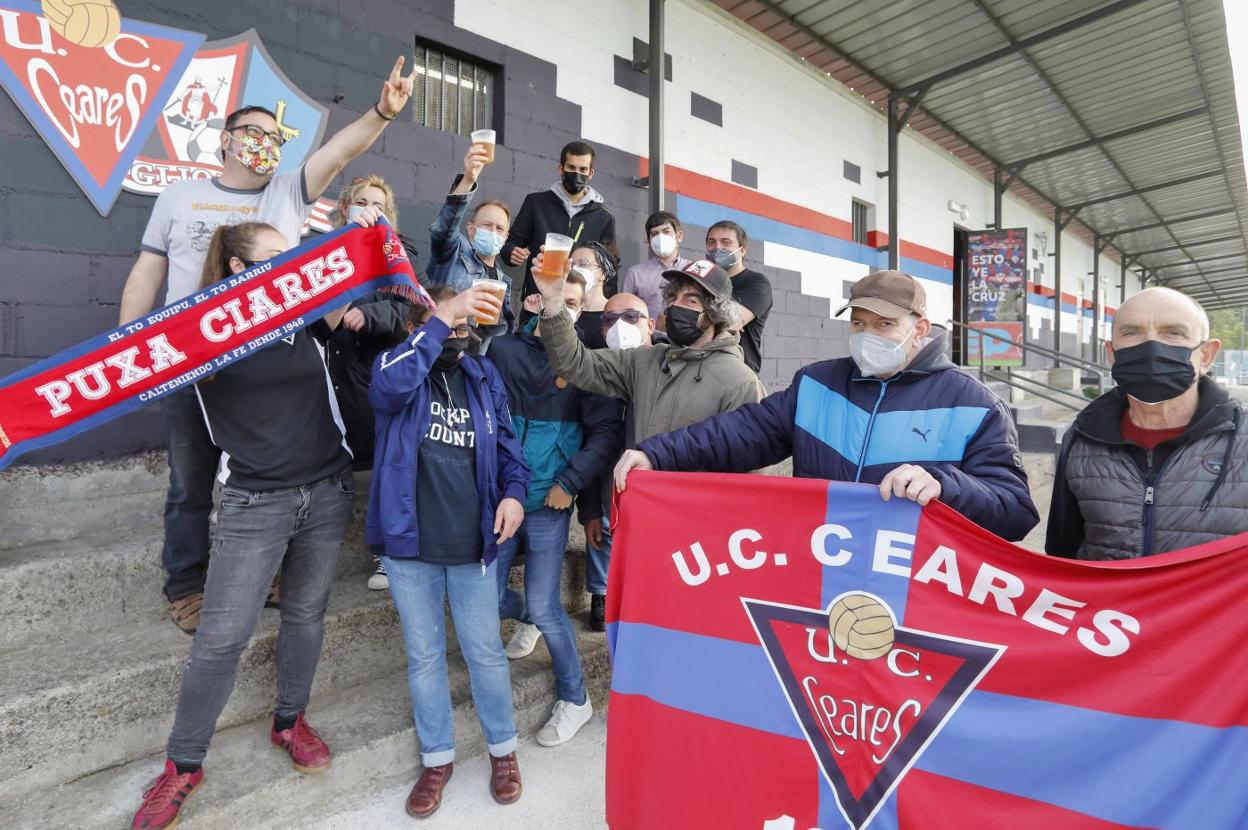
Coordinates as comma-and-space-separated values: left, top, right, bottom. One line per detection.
131, 208, 385, 830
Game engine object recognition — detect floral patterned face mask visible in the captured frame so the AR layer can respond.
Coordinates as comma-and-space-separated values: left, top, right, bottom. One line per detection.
228, 131, 282, 176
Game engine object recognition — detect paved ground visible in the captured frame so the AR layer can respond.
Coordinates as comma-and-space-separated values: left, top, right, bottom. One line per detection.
305, 714, 608, 830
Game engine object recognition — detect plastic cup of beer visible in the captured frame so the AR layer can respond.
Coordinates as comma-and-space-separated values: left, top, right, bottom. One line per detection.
471, 129, 496, 163
542, 233, 574, 276
472, 278, 508, 325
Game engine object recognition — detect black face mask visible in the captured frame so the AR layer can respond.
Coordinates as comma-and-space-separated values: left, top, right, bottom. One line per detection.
1110, 340, 1199, 404
434, 336, 471, 371
561, 170, 588, 195
665, 305, 705, 348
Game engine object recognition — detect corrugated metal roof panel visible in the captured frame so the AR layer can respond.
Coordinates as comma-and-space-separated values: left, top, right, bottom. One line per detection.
715, 0, 1248, 308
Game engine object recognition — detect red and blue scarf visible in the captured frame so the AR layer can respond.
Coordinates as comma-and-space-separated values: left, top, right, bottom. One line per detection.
0, 220, 432, 470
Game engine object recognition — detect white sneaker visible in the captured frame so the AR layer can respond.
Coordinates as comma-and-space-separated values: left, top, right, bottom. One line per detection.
536, 697, 593, 747
505, 623, 542, 659
367, 558, 388, 591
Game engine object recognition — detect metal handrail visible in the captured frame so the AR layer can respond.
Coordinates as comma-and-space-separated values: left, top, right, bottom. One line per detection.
947, 318, 1108, 404
981, 372, 1085, 412
946, 319, 1110, 375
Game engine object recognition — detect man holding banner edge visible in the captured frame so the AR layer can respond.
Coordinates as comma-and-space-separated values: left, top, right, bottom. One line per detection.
115, 55, 419, 632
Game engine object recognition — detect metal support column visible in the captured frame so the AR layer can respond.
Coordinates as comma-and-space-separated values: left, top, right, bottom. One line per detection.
1120, 255, 1128, 305
887, 97, 900, 269
885, 88, 927, 270
1092, 235, 1107, 364
991, 165, 1021, 230
1053, 207, 1080, 368
647, 0, 665, 215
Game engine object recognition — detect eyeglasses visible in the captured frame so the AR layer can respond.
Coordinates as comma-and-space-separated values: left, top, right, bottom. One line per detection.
228, 123, 286, 147
450, 324, 473, 337
601, 310, 647, 328
570, 258, 602, 271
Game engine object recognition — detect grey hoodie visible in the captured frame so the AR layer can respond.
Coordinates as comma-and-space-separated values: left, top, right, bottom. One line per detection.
550, 181, 605, 219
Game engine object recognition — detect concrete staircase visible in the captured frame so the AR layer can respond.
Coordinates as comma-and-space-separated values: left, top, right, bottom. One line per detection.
0, 454, 609, 829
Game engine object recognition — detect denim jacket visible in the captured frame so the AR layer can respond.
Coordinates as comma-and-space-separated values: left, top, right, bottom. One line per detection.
423, 176, 515, 333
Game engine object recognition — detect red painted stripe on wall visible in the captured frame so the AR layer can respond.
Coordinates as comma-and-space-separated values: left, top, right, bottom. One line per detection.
640, 159, 952, 270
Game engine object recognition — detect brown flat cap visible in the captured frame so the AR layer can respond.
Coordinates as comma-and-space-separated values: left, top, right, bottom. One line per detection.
834, 269, 927, 319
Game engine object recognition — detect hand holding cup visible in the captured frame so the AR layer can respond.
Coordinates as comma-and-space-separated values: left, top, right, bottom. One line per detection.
435, 285, 503, 329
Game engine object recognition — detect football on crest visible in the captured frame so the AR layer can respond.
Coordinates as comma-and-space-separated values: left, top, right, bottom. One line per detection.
41, 0, 121, 49
828, 593, 896, 661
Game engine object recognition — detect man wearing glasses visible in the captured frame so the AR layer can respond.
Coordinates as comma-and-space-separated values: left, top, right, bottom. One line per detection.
118, 56, 419, 635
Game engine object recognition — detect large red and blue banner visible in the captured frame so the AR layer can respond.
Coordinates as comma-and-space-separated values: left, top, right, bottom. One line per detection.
607, 472, 1248, 830
0, 219, 428, 470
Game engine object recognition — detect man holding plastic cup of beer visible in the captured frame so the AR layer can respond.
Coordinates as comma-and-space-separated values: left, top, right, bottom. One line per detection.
426, 140, 515, 351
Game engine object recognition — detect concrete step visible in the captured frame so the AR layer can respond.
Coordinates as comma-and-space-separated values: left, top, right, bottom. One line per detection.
0, 621, 612, 830
0, 452, 167, 551
0, 507, 376, 652
0, 543, 590, 802
0, 575, 404, 802
0, 502, 589, 653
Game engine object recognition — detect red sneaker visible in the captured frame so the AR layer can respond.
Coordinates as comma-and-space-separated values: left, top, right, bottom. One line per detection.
271, 713, 332, 774
131, 759, 203, 829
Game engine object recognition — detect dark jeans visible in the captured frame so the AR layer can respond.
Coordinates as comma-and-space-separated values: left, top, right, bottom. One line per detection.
495, 506, 587, 705
162, 387, 221, 601
165, 468, 355, 766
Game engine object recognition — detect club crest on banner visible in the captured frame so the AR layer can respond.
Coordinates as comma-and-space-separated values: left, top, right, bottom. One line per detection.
0, 0, 202, 214
744, 593, 1003, 829
122, 29, 328, 200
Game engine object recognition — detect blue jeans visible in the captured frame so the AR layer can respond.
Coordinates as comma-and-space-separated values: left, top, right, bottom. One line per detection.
162, 387, 221, 600
585, 514, 613, 596
495, 507, 587, 705
386, 556, 518, 767
165, 468, 355, 766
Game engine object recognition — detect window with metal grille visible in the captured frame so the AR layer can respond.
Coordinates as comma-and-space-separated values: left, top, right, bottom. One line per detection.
411, 43, 494, 137
852, 199, 871, 246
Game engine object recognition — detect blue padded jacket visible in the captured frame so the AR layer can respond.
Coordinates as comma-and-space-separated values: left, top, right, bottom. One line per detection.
639, 332, 1039, 541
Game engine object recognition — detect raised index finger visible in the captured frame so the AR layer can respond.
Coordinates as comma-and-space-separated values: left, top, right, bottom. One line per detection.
388, 56, 405, 84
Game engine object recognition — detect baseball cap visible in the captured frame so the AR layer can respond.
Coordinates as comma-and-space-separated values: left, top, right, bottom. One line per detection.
663, 259, 733, 302
835, 269, 927, 319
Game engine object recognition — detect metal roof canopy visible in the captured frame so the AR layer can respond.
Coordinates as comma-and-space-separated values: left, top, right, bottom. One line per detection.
712, 0, 1248, 318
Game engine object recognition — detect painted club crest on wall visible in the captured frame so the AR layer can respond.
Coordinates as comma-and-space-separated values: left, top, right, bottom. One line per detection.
123, 30, 328, 197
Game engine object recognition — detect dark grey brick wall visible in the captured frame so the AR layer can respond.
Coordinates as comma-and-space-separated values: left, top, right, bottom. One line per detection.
0, 0, 837, 465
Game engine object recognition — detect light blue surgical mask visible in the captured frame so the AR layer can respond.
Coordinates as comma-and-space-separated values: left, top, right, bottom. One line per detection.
472, 227, 504, 257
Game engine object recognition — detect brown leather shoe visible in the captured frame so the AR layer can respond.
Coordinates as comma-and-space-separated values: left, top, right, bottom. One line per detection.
489, 752, 522, 805
406, 763, 453, 818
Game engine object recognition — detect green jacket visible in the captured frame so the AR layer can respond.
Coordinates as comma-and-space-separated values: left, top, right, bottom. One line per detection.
538, 308, 765, 445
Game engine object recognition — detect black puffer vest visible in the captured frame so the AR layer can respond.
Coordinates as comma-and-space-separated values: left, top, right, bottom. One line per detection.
1059, 378, 1246, 560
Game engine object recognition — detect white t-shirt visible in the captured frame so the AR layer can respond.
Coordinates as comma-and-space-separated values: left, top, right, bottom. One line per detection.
140, 168, 313, 304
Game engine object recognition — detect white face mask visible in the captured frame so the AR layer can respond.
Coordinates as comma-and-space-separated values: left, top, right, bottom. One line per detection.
606, 319, 644, 350
650, 233, 678, 258
570, 265, 595, 293
849, 325, 916, 377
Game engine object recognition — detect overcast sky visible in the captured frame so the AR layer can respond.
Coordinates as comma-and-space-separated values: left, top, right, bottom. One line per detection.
1224, 1, 1248, 167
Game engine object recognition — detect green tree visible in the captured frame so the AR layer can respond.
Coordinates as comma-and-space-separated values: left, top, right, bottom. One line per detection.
1209, 307, 1247, 347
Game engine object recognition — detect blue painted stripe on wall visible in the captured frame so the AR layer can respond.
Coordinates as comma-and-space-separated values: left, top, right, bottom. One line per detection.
674, 194, 954, 286
916, 690, 1248, 829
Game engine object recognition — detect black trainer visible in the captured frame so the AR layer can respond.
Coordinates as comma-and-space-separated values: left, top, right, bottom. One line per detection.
590, 594, 606, 632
